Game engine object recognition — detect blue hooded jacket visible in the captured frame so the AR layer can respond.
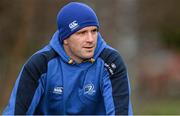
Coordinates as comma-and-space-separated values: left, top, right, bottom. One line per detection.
3, 31, 133, 115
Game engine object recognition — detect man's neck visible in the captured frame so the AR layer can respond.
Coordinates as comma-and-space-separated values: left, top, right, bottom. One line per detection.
63, 44, 83, 64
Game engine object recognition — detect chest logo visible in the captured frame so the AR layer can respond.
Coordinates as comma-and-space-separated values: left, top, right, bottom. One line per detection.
53, 86, 63, 94
84, 83, 96, 95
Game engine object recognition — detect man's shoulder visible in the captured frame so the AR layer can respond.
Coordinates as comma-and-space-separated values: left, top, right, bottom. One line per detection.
99, 47, 127, 76
24, 48, 58, 74
100, 47, 124, 63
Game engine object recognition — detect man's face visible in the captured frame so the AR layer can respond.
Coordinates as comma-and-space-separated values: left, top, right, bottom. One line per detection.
63, 26, 98, 63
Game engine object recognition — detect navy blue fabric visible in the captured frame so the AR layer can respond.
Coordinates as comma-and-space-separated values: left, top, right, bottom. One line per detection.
100, 48, 130, 115
15, 49, 57, 114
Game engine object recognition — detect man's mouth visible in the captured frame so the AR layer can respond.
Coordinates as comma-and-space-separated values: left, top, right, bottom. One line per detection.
84, 47, 93, 49
83, 45, 94, 49
83, 46, 95, 52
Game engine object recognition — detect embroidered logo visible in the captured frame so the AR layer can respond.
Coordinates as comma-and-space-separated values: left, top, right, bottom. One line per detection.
111, 63, 116, 69
84, 83, 96, 95
104, 63, 114, 75
53, 86, 63, 94
69, 20, 79, 31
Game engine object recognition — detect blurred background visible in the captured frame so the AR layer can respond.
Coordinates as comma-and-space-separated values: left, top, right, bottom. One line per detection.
0, 0, 180, 114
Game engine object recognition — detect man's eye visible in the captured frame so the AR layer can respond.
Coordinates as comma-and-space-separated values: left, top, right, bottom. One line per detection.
92, 29, 98, 33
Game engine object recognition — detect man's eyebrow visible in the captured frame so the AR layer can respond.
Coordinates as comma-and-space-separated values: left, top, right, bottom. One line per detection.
76, 27, 98, 33
76, 30, 87, 33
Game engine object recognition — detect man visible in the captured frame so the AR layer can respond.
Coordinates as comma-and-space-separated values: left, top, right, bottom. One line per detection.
3, 2, 133, 115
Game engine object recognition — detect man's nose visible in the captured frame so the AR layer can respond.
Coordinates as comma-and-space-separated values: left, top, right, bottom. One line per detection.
86, 32, 94, 42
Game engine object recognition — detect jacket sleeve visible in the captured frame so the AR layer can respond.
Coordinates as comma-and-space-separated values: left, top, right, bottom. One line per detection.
3, 53, 48, 115
100, 48, 133, 115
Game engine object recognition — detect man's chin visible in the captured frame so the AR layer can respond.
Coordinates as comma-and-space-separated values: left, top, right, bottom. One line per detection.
83, 53, 94, 59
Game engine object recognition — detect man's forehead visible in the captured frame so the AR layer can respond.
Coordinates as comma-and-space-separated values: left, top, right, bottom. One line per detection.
77, 26, 97, 32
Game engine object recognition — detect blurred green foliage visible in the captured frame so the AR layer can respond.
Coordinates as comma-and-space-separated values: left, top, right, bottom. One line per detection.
161, 26, 180, 51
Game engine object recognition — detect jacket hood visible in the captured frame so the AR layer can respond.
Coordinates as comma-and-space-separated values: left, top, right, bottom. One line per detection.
49, 30, 107, 64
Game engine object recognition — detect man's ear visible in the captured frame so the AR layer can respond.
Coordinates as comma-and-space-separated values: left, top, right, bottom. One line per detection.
63, 39, 68, 45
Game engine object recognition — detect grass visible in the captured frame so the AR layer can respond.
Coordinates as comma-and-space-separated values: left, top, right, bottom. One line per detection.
133, 98, 180, 115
